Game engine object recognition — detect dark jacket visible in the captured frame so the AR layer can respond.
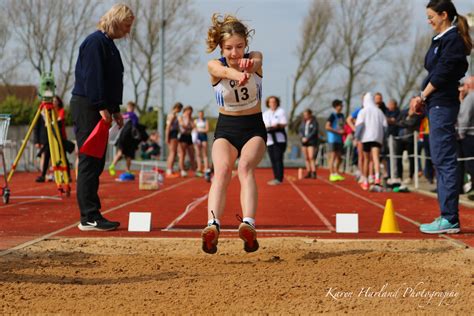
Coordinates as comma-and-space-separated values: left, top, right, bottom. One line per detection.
396, 108, 422, 143
422, 27, 468, 107
34, 115, 48, 146
386, 108, 401, 136
299, 117, 319, 143
72, 30, 123, 114
116, 121, 148, 158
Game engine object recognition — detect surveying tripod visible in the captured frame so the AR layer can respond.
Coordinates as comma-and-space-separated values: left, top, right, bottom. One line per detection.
7, 73, 71, 199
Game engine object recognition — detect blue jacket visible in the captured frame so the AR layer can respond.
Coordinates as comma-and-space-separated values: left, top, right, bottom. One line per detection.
72, 31, 124, 113
422, 27, 468, 107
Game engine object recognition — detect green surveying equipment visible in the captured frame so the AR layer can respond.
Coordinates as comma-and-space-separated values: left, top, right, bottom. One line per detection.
38, 72, 56, 103
6, 72, 71, 202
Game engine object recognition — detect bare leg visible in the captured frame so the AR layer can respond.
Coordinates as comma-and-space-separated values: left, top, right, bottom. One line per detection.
125, 157, 131, 173
335, 152, 342, 174
111, 149, 122, 166
195, 144, 202, 172
372, 147, 381, 180
166, 139, 178, 172
302, 147, 310, 173
187, 144, 196, 171
328, 151, 335, 174
178, 142, 186, 172
207, 139, 238, 222
363, 151, 370, 179
202, 141, 209, 171
308, 146, 316, 172
237, 137, 266, 219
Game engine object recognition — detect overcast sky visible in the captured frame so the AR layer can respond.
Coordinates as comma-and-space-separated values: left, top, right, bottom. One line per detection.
152, 0, 473, 116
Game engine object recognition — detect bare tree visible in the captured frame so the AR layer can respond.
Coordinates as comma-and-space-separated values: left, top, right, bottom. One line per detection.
0, 6, 24, 90
385, 31, 432, 108
5, 0, 98, 99
289, 0, 339, 126
332, 0, 410, 117
123, 0, 203, 113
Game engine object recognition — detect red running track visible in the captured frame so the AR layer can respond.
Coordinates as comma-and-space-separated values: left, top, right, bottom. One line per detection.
0, 168, 473, 254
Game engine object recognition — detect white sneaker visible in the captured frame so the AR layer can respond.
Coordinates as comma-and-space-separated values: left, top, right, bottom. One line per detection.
402, 178, 412, 185
180, 170, 188, 178
267, 179, 282, 186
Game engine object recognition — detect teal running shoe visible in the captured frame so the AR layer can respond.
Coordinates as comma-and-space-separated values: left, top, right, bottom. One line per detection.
419, 217, 460, 234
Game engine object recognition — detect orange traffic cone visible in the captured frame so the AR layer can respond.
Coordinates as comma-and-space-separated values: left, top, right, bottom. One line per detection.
378, 199, 402, 233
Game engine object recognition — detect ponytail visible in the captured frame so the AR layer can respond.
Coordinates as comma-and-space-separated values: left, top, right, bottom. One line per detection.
455, 14, 473, 55
206, 13, 253, 54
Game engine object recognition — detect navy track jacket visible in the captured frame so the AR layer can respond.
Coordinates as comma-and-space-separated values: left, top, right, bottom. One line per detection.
422, 27, 468, 107
72, 30, 124, 114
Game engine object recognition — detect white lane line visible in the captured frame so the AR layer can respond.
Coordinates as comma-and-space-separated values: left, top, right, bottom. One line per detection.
289, 179, 335, 231
319, 177, 420, 226
162, 193, 208, 231
0, 179, 119, 209
319, 176, 469, 249
0, 178, 195, 257
164, 228, 331, 233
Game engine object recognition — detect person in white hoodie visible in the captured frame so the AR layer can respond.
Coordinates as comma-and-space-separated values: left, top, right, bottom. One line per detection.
355, 93, 388, 190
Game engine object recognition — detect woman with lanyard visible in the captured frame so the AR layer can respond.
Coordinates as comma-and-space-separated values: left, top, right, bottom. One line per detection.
414, 0, 472, 234
263, 96, 287, 185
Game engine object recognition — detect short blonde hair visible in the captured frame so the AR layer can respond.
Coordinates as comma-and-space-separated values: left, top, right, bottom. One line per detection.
206, 13, 253, 53
97, 3, 134, 38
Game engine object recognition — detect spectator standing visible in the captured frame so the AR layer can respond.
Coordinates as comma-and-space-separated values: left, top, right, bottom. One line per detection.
70, 4, 134, 231
325, 99, 345, 182
263, 96, 288, 185
414, 0, 471, 234
355, 93, 388, 190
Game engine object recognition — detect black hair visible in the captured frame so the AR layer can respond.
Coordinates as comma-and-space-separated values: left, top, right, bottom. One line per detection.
332, 99, 343, 108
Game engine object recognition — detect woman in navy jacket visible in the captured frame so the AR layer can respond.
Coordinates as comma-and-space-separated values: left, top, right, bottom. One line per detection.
70, 4, 134, 232
414, 0, 472, 234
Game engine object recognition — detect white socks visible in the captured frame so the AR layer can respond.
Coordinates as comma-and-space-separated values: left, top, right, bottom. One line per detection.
207, 217, 255, 227
242, 217, 255, 227
208, 218, 221, 227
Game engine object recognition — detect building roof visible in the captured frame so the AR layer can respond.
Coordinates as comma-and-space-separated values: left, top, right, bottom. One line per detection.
0, 85, 37, 104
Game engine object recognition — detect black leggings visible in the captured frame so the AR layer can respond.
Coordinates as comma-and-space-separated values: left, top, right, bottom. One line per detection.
268, 142, 286, 182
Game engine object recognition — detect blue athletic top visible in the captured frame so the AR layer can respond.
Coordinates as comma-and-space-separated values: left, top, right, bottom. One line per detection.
326, 112, 344, 143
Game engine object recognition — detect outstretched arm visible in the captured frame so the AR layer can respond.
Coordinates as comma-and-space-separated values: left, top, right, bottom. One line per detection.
240, 51, 263, 75
208, 60, 250, 86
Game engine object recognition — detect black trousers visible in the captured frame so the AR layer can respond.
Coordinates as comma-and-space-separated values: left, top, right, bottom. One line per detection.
267, 142, 286, 182
70, 95, 106, 223
395, 139, 414, 179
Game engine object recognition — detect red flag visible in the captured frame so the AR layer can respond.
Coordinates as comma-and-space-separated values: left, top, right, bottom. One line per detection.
79, 119, 110, 158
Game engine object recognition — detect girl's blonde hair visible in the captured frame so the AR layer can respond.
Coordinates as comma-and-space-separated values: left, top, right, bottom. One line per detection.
97, 3, 134, 38
206, 13, 253, 53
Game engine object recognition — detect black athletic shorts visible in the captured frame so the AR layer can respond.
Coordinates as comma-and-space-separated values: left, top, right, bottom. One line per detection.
214, 112, 267, 156
169, 130, 179, 140
179, 133, 193, 145
362, 141, 382, 153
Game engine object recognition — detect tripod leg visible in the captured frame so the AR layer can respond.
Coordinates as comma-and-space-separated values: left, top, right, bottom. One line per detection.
7, 106, 43, 183
50, 108, 71, 195
44, 107, 71, 195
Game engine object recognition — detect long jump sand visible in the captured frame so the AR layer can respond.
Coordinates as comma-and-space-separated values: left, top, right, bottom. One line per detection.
0, 238, 472, 314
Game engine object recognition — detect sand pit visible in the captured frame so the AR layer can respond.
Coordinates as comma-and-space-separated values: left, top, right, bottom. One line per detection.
0, 238, 473, 314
